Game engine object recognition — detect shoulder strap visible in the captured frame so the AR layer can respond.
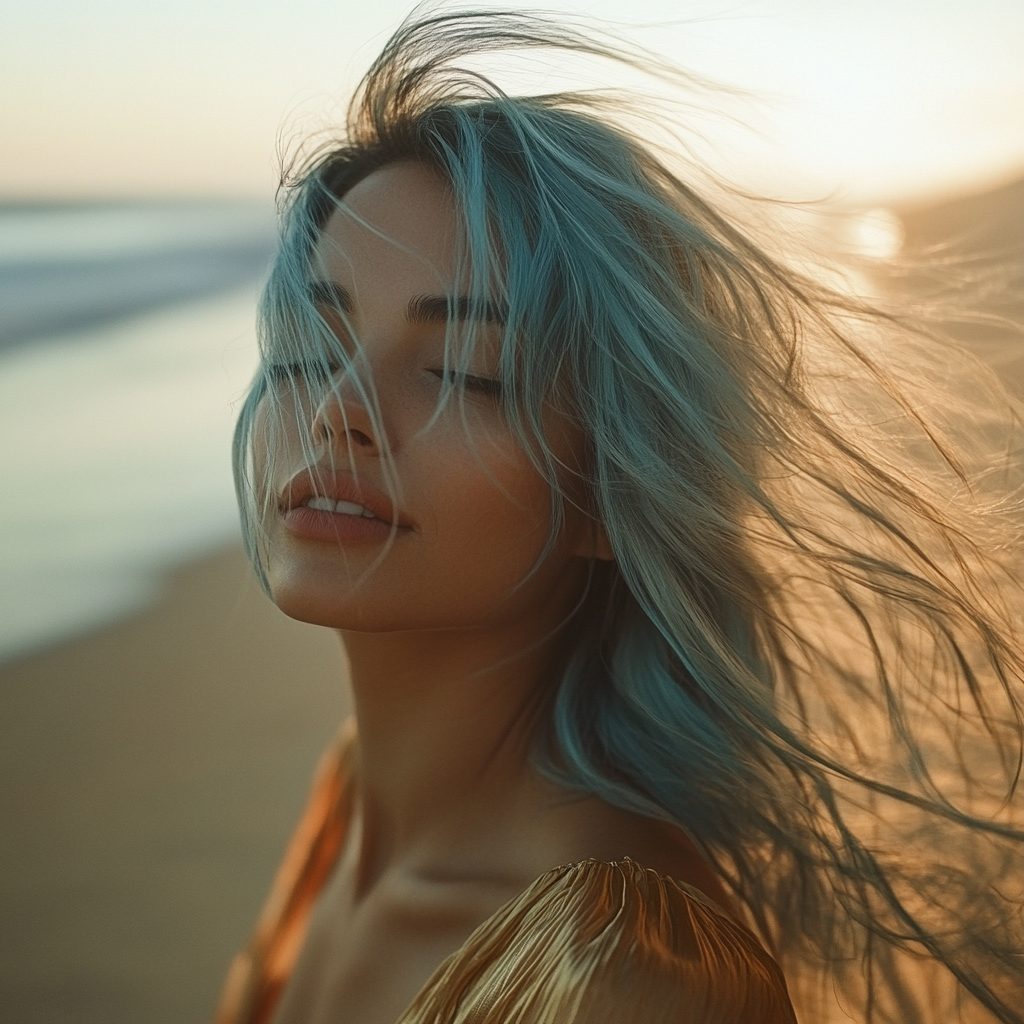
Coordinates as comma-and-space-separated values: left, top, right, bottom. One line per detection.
212, 719, 356, 1024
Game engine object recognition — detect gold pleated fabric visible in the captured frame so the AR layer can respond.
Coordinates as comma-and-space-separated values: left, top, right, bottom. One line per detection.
213, 724, 796, 1024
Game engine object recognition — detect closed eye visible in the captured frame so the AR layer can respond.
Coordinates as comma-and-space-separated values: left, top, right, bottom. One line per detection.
265, 361, 339, 386
430, 369, 503, 398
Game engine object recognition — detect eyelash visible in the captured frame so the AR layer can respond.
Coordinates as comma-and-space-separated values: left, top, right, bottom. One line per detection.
265, 362, 336, 385
430, 369, 503, 398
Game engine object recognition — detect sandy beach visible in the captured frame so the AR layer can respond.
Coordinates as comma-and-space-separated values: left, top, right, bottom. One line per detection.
0, 547, 349, 1024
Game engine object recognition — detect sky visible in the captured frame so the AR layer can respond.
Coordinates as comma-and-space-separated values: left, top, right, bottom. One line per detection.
1, 0, 1023, 206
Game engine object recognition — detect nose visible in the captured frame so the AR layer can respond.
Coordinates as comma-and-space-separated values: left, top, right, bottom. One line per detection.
310, 375, 380, 456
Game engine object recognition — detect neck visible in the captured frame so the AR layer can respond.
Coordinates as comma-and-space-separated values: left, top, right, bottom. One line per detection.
339, 573, 586, 894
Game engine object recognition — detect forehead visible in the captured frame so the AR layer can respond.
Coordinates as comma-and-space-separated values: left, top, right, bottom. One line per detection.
315, 162, 459, 292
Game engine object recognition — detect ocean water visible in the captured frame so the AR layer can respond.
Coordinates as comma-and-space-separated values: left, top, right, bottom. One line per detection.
0, 202, 275, 663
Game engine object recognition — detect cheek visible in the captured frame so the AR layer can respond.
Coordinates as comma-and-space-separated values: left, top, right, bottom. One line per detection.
411, 403, 599, 578
366, 424, 562, 626
420, 428, 553, 563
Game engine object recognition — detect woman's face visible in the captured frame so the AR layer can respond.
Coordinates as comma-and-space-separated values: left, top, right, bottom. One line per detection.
254, 161, 606, 633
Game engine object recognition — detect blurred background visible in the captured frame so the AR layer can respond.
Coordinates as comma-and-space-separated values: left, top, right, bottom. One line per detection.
1, 1, 1022, 1022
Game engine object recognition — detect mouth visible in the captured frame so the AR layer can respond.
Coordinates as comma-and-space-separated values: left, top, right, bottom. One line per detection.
279, 468, 413, 543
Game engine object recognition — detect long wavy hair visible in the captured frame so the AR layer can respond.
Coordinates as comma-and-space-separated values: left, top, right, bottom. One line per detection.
233, 9, 1024, 1022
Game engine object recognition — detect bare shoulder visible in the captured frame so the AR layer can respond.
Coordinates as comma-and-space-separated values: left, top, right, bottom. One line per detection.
535, 785, 738, 916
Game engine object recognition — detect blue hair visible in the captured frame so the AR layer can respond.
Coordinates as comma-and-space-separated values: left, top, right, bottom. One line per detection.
233, 10, 1024, 1021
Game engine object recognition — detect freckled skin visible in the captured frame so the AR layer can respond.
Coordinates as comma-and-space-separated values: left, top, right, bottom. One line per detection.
256, 163, 731, 1024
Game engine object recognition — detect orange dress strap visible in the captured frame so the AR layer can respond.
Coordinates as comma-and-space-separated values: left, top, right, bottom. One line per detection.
213, 719, 356, 1024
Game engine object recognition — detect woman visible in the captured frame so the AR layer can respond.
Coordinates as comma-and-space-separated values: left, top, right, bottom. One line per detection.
216, 10, 1024, 1023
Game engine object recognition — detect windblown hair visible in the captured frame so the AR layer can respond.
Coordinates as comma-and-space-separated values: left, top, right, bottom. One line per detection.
233, 9, 1024, 1021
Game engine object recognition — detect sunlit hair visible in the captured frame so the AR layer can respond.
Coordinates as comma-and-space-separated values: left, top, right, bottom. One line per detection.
233, 9, 1024, 1021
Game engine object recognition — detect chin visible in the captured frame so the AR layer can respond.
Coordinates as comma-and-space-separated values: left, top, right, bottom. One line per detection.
267, 577, 432, 633
269, 581, 381, 631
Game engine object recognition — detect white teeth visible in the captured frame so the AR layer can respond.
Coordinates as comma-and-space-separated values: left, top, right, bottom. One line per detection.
335, 500, 367, 516
304, 496, 376, 519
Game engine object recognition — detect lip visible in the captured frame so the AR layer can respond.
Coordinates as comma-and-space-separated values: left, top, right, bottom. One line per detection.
279, 467, 414, 544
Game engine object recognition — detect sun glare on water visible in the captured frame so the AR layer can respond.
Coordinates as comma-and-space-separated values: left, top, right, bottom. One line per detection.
848, 208, 905, 260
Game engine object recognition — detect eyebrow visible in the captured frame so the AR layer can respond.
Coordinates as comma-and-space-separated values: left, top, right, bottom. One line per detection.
309, 281, 354, 313
407, 294, 507, 326
309, 281, 506, 325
